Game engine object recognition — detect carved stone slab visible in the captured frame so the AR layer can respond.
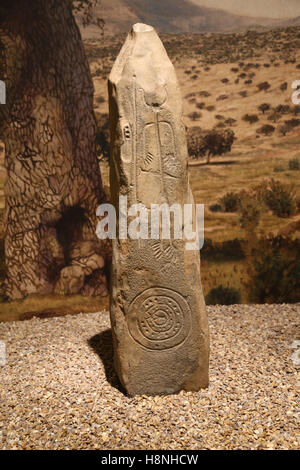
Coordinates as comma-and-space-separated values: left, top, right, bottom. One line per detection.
108, 23, 209, 396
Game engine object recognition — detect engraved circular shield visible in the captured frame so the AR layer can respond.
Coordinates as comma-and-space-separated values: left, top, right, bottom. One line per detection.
128, 288, 191, 350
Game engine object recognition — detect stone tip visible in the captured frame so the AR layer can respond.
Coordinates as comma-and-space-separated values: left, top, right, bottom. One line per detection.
132, 23, 154, 33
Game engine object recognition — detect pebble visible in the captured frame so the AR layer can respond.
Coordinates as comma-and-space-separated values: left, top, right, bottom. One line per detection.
0, 304, 299, 450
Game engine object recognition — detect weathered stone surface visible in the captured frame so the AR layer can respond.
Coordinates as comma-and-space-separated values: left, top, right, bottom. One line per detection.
108, 23, 209, 396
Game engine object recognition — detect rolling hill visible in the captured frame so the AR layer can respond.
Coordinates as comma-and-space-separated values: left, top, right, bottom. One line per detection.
78, 0, 300, 38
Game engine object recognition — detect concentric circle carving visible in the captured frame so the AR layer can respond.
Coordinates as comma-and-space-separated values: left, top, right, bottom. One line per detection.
128, 287, 191, 350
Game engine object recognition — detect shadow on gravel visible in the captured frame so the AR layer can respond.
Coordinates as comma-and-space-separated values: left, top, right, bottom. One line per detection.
88, 330, 127, 396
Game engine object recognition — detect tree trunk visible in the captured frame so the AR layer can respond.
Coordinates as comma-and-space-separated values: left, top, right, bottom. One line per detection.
0, 0, 110, 299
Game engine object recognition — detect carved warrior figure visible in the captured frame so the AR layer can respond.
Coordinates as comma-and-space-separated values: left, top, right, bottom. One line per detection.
108, 23, 209, 396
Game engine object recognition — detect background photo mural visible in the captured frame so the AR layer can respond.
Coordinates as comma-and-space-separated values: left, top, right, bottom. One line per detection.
0, 0, 299, 452
1, 0, 299, 319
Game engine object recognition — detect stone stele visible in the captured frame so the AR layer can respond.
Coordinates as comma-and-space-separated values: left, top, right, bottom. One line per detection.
108, 23, 209, 396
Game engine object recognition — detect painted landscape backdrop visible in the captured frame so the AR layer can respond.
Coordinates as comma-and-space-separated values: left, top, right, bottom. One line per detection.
0, 0, 299, 319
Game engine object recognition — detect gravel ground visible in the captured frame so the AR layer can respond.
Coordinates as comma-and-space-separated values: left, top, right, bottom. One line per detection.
0, 304, 299, 450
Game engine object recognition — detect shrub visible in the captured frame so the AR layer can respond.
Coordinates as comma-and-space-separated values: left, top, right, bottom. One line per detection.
257, 81, 271, 92
199, 91, 211, 97
257, 124, 275, 136
245, 236, 300, 303
206, 285, 241, 305
95, 113, 110, 161
258, 103, 270, 114
267, 111, 280, 123
225, 118, 237, 127
264, 179, 297, 218
93, 68, 102, 77
187, 127, 202, 159
95, 95, 105, 104
278, 124, 290, 136
293, 105, 300, 115
185, 92, 196, 99
276, 104, 290, 114
188, 111, 202, 121
201, 238, 244, 262
243, 113, 259, 124
288, 158, 300, 170
238, 195, 262, 232
215, 122, 226, 129
273, 166, 285, 173
285, 118, 300, 130
209, 203, 222, 212
219, 192, 240, 212
217, 94, 228, 101
280, 82, 288, 91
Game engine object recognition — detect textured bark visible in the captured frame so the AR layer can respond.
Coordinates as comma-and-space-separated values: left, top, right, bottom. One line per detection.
0, 0, 110, 299
109, 24, 209, 396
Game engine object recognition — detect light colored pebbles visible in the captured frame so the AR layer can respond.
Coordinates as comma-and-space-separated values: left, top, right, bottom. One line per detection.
0, 304, 299, 450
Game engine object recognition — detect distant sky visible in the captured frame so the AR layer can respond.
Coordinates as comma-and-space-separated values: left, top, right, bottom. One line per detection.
191, 0, 300, 18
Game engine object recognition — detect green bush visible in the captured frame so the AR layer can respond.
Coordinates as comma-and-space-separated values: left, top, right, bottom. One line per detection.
219, 192, 240, 212
258, 103, 270, 114
206, 285, 241, 305
273, 166, 285, 173
238, 195, 262, 232
243, 113, 259, 124
188, 111, 202, 121
187, 127, 202, 159
201, 239, 244, 262
95, 113, 110, 161
264, 179, 297, 218
257, 81, 271, 92
288, 158, 300, 170
209, 204, 222, 212
245, 236, 300, 303
257, 124, 275, 136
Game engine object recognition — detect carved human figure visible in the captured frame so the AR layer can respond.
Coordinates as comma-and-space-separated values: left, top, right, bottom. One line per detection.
108, 23, 209, 396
